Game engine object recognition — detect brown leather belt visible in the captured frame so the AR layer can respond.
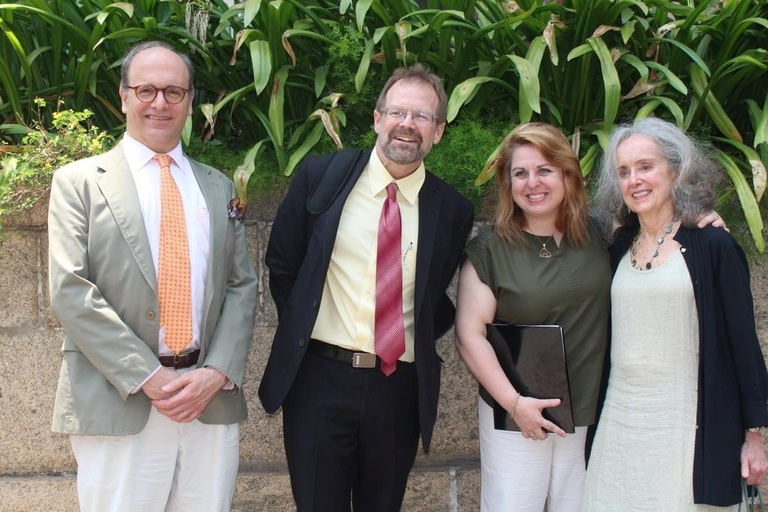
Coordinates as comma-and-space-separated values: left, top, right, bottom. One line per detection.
159, 349, 200, 369
308, 339, 379, 368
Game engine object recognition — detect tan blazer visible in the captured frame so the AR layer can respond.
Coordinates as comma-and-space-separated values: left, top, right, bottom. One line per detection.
48, 142, 258, 435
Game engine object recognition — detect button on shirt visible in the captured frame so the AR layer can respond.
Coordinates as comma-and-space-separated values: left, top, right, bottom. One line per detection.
311, 150, 422, 362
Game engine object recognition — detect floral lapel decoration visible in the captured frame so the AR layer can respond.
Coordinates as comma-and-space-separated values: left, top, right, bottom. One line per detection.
227, 197, 246, 222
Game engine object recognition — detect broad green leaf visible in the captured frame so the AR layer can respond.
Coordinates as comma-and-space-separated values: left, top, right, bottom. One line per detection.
0, 47, 22, 115
182, 116, 192, 147
586, 37, 620, 126
579, 143, 600, 177
281, 29, 334, 65
636, 97, 685, 127
314, 65, 329, 98
0, 124, 30, 137
715, 137, 767, 203
620, 53, 648, 82
475, 141, 502, 187
690, 65, 742, 143
620, 20, 636, 45
593, 129, 609, 153
645, 62, 687, 95
209, 85, 254, 117
95, 2, 133, 25
447, 76, 508, 123
717, 151, 764, 252
269, 65, 289, 149
567, 44, 592, 61
657, 38, 711, 76
745, 98, 768, 147
233, 140, 267, 200
373, 26, 389, 45
510, 55, 541, 121
244, 0, 263, 27
285, 122, 325, 176
249, 40, 271, 95
516, 37, 547, 121
355, 39, 374, 93
355, 0, 374, 33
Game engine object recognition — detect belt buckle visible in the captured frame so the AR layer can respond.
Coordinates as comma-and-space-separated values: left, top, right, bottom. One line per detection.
173, 351, 191, 368
352, 353, 376, 368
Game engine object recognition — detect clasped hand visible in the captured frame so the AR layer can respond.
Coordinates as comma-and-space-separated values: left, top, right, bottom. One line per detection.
143, 367, 227, 423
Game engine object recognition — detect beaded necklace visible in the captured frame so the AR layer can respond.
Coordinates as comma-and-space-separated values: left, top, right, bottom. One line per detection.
630, 216, 679, 270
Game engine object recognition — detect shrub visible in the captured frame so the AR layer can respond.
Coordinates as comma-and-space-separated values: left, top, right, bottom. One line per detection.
0, 100, 114, 223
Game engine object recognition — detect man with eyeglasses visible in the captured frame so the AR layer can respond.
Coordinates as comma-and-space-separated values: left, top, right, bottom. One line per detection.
260, 64, 474, 511
47, 41, 258, 511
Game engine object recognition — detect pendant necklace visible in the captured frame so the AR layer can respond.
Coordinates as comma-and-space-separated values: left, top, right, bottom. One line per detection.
532, 233, 554, 259
630, 216, 679, 270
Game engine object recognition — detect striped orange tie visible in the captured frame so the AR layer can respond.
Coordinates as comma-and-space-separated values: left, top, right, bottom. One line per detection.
154, 154, 192, 354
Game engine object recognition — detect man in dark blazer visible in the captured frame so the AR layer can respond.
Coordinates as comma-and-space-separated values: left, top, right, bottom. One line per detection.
259, 64, 474, 511
48, 41, 258, 511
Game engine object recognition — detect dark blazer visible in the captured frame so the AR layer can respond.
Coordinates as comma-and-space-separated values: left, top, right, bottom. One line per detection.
602, 224, 768, 505
258, 149, 474, 452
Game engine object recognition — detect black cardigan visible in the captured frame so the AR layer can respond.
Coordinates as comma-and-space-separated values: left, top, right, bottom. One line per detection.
594, 224, 768, 506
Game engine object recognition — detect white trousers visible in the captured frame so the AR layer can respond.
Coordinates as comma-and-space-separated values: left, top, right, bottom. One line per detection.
70, 405, 240, 512
479, 398, 587, 512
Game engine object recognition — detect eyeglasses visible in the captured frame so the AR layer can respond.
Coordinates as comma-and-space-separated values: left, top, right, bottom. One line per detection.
379, 107, 439, 125
124, 84, 190, 104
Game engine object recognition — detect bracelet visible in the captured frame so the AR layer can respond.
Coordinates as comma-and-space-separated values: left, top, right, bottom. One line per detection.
747, 427, 763, 434
509, 392, 521, 419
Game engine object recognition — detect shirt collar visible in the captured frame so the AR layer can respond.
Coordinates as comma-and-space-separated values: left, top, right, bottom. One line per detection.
122, 133, 185, 173
367, 150, 425, 205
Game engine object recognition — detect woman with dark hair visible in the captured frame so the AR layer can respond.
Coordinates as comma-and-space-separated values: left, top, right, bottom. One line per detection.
582, 117, 768, 510
455, 122, 611, 511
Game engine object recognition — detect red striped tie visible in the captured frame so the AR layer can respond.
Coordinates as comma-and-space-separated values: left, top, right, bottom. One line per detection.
375, 183, 405, 376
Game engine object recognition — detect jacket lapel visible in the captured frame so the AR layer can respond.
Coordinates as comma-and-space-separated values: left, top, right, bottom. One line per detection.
96, 144, 157, 291
189, 159, 226, 317
415, 174, 441, 311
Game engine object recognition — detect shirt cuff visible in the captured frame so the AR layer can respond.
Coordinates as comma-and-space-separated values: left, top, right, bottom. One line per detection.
132, 364, 162, 394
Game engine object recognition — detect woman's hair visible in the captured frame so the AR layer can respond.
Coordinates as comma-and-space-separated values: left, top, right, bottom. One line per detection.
374, 63, 448, 123
491, 122, 590, 246
593, 117, 721, 241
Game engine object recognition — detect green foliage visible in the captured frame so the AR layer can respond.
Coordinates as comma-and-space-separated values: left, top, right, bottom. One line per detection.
425, 116, 511, 213
444, 0, 768, 251
0, 100, 114, 220
0, 0, 766, 249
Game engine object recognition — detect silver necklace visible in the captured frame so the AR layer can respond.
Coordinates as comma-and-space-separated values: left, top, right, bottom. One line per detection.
532, 233, 554, 259
630, 216, 679, 270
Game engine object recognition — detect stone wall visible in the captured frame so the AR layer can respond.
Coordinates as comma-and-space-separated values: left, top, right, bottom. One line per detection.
1, 216, 766, 512
0, 218, 482, 512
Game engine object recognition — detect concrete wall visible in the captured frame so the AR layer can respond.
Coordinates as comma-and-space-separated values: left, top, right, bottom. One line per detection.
1, 209, 767, 511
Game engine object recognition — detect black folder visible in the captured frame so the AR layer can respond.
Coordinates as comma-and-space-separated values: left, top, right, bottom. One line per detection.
485, 323, 574, 433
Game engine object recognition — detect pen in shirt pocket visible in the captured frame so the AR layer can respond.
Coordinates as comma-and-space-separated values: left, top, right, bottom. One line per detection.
403, 242, 413, 262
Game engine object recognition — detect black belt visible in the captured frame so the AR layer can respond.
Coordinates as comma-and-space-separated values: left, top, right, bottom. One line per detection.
308, 339, 379, 368
159, 349, 200, 369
